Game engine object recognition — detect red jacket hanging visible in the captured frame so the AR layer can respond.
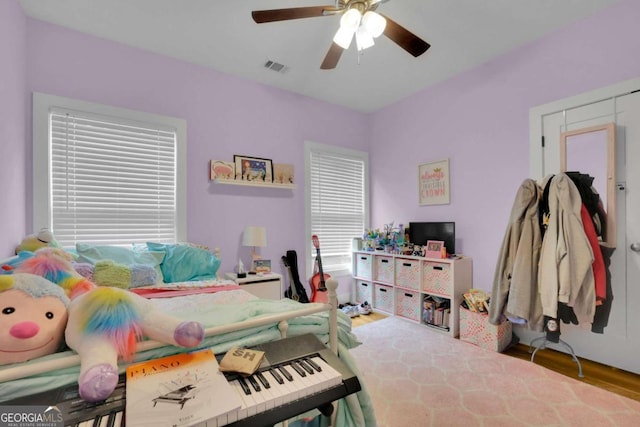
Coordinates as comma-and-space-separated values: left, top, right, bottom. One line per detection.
580, 204, 606, 303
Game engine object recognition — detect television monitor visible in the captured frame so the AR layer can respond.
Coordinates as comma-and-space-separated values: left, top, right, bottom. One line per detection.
408, 222, 455, 255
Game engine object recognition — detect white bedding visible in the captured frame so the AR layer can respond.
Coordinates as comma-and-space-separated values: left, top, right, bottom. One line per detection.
151, 288, 257, 306
134, 278, 237, 290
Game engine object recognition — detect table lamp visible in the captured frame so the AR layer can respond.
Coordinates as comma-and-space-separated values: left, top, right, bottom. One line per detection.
242, 226, 267, 273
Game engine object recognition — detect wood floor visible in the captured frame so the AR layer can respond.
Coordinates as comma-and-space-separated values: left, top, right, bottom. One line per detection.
350, 311, 388, 328
350, 312, 640, 403
503, 342, 640, 402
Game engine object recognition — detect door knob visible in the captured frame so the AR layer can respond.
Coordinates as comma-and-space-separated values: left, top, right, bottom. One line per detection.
631, 243, 640, 252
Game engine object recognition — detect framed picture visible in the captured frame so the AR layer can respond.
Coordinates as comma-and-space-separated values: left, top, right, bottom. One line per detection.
252, 259, 271, 273
234, 155, 273, 183
209, 160, 235, 181
418, 158, 450, 205
273, 163, 294, 184
425, 240, 445, 258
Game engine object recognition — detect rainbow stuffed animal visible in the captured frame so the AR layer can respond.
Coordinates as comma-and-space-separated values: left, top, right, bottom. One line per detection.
15, 248, 205, 402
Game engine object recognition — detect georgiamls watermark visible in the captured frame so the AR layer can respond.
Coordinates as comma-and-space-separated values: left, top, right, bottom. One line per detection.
0, 405, 63, 427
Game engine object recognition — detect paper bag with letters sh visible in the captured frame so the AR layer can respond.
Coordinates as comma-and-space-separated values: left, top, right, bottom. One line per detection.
219, 347, 266, 375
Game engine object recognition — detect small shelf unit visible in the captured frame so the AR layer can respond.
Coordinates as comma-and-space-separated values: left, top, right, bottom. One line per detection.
352, 251, 472, 338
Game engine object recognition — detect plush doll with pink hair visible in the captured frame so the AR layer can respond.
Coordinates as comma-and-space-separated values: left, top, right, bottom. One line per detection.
11, 248, 205, 402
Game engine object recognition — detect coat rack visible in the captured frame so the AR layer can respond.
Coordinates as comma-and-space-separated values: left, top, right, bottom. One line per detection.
528, 335, 584, 378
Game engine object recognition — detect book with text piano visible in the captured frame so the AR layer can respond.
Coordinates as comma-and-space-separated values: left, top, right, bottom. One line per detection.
125, 349, 242, 426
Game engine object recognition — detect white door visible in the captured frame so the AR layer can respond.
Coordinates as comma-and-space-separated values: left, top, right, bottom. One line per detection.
532, 88, 640, 375
618, 91, 640, 374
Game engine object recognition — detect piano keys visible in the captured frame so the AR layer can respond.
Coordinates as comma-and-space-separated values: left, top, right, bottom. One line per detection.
3, 373, 127, 427
3, 334, 361, 427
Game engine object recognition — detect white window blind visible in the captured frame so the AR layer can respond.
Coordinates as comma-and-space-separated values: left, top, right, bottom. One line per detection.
41, 103, 182, 247
308, 144, 368, 274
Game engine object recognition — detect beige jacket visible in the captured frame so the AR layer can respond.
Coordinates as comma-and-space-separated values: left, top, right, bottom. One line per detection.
490, 179, 544, 331
538, 174, 595, 324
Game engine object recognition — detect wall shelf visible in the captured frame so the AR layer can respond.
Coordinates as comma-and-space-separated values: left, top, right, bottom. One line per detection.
212, 179, 296, 190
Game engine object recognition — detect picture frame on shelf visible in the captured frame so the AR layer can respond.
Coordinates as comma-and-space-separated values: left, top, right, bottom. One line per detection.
418, 158, 450, 205
209, 160, 235, 181
273, 163, 294, 184
234, 155, 273, 183
425, 240, 445, 258
252, 259, 271, 274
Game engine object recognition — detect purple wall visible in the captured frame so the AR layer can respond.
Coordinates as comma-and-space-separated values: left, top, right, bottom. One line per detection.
23, 19, 368, 288
369, 0, 640, 291
0, 0, 27, 257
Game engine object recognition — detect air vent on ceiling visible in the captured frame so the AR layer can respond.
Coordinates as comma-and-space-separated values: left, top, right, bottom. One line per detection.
264, 60, 288, 74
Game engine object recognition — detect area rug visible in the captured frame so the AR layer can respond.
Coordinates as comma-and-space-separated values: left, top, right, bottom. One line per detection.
349, 316, 640, 427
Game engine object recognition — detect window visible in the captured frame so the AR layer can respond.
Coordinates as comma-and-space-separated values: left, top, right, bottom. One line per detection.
305, 141, 369, 277
33, 93, 186, 247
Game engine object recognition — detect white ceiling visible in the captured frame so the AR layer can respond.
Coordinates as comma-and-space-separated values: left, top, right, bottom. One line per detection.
19, 0, 620, 113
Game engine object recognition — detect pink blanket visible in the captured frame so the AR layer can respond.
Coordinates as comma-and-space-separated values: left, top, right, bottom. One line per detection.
130, 284, 241, 298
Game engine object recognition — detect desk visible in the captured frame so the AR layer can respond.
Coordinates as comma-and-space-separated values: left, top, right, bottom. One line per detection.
225, 272, 283, 300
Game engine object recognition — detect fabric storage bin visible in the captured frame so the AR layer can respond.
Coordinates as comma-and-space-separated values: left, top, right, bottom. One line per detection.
374, 255, 394, 283
459, 308, 512, 352
422, 261, 452, 295
355, 280, 372, 304
394, 258, 420, 290
373, 284, 393, 313
394, 289, 420, 322
355, 253, 372, 280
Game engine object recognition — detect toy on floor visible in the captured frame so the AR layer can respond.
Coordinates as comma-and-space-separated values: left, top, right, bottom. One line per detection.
14, 248, 206, 402
0, 273, 70, 365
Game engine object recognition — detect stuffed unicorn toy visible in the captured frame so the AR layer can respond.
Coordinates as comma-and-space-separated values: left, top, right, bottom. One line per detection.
16, 248, 205, 402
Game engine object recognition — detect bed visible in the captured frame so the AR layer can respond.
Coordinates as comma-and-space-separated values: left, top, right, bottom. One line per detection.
0, 243, 377, 427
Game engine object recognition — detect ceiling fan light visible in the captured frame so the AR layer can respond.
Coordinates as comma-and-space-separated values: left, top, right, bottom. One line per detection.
340, 8, 362, 31
333, 26, 355, 49
362, 11, 386, 38
355, 27, 375, 51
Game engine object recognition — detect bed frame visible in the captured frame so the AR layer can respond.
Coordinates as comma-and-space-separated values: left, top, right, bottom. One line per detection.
0, 278, 339, 384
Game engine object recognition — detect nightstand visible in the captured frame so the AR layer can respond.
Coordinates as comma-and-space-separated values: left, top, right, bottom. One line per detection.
225, 272, 283, 300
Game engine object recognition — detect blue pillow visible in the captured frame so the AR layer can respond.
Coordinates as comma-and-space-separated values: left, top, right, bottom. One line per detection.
146, 242, 220, 283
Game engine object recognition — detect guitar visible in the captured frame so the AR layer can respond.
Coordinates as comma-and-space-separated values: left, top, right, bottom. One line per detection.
284, 250, 310, 303
310, 235, 331, 304
281, 255, 299, 302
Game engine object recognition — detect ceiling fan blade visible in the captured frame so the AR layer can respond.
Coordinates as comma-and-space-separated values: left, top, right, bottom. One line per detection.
252, 6, 340, 23
320, 42, 344, 70
380, 14, 430, 57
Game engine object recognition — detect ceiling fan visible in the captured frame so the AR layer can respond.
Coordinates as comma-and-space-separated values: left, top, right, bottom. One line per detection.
251, 0, 430, 70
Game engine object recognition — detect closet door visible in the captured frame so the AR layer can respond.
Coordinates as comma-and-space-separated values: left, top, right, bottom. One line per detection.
618, 91, 640, 370
539, 90, 640, 375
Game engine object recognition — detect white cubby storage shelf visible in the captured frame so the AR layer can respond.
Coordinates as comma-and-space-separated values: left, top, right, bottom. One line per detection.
352, 251, 472, 338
